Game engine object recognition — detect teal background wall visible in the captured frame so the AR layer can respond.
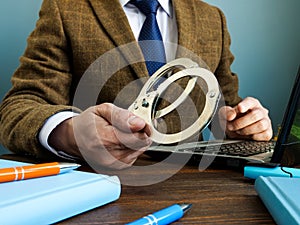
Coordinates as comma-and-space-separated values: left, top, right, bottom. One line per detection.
0, 0, 43, 154
0, 0, 299, 154
204, 0, 300, 131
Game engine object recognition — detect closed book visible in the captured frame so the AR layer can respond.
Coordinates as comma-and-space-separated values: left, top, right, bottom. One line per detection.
0, 159, 121, 225
254, 176, 300, 225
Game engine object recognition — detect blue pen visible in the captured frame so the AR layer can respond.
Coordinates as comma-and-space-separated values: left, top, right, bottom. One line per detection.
126, 203, 192, 225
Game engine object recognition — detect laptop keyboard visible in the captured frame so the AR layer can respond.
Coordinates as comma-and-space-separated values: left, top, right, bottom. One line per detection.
192, 141, 275, 157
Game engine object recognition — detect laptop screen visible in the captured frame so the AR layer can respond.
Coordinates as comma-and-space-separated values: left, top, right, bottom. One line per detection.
288, 99, 300, 143
271, 66, 300, 166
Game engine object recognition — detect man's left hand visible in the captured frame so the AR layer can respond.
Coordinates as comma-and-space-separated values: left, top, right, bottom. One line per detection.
218, 97, 273, 141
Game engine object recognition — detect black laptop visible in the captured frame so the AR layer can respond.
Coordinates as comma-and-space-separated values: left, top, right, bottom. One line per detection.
148, 66, 300, 168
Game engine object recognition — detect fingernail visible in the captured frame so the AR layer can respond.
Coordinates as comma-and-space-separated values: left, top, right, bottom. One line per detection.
128, 115, 143, 126
128, 116, 137, 125
227, 124, 233, 131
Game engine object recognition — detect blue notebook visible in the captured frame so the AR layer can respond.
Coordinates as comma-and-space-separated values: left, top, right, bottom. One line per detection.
0, 159, 121, 225
254, 176, 300, 225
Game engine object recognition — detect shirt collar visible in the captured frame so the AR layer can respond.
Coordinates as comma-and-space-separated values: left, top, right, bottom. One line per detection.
120, 0, 173, 18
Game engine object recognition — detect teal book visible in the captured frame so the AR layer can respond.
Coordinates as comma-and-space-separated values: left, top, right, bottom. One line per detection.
0, 159, 121, 225
254, 176, 300, 225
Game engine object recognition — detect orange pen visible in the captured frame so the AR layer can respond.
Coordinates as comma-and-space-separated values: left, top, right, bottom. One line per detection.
0, 162, 80, 183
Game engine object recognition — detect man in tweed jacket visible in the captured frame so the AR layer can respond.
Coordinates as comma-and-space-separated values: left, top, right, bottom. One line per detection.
0, 0, 272, 169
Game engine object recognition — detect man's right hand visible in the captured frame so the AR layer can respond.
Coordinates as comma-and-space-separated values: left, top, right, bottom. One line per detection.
49, 103, 152, 169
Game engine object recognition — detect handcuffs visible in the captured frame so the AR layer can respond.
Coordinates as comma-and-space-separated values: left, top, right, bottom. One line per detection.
128, 58, 220, 144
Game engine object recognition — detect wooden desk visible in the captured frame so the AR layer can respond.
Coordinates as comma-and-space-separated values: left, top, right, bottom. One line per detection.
55, 156, 274, 225
1, 154, 275, 224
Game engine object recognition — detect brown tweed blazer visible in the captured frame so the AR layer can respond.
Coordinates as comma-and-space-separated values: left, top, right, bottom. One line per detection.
0, 0, 241, 159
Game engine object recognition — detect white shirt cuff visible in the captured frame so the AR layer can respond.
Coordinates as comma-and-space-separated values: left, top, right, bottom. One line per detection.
39, 111, 80, 160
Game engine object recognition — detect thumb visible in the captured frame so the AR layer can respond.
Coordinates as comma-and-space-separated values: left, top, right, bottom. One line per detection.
219, 106, 237, 121
94, 103, 147, 133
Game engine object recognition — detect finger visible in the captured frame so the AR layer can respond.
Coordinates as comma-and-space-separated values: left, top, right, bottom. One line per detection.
219, 106, 237, 121
93, 124, 150, 152
91, 140, 145, 169
128, 116, 152, 136
235, 117, 272, 136
227, 107, 267, 131
92, 115, 151, 151
236, 97, 261, 114
97, 150, 136, 170
94, 103, 148, 134
121, 146, 148, 164
106, 147, 148, 169
113, 127, 152, 150
251, 128, 273, 141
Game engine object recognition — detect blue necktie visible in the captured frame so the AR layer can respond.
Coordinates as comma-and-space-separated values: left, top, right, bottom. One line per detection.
131, 0, 166, 76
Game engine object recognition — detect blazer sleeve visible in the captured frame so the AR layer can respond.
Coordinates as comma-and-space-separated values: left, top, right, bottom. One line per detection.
0, 0, 80, 159
214, 7, 242, 107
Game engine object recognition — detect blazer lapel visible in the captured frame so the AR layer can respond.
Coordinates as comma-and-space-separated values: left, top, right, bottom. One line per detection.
173, 0, 206, 62
88, 0, 209, 79
88, 0, 148, 79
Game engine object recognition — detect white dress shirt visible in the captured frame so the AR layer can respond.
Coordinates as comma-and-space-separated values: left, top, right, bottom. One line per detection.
39, 0, 178, 158
121, 0, 178, 62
